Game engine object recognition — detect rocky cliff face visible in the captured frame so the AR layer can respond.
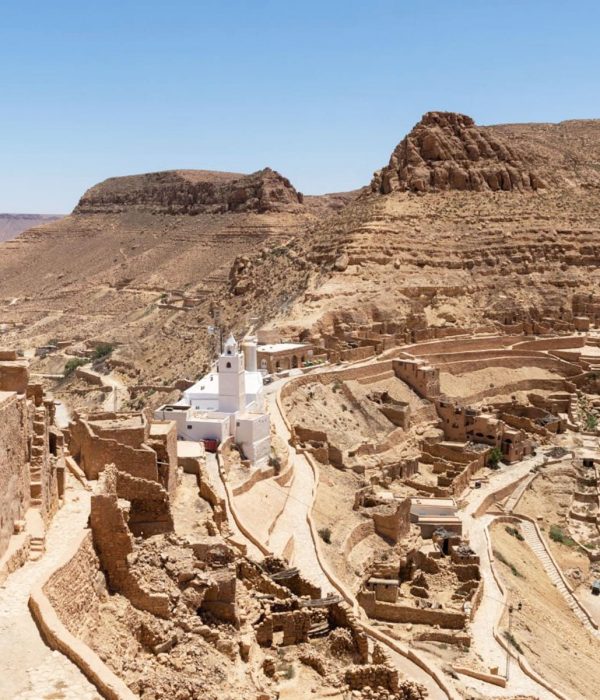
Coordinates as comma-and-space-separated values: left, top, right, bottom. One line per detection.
372, 112, 544, 194
75, 167, 304, 215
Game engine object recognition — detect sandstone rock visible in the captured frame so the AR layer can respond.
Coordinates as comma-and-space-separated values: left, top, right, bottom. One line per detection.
75, 167, 304, 215
372, 111, 544, 194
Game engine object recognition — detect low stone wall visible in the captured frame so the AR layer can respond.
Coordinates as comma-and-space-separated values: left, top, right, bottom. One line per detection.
452, 665, 506, 687
474, 474, 531, 517
29, 530, 137, 700
401, 335, 526, 356
513, 336, 584, 352
75, 366, 103, 386
440, 354, 581, 378
357, 590, 466, 629
231, 465, 276, 496
463, 377, 573, 405
342, 520, 375, 559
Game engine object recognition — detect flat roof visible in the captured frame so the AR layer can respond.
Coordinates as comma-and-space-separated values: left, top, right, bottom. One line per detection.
88, 415, 143, 430
184, 370, 264, 397
417, 515, 462, 524
189, 410, 229, 422
176, 441, 204, 458
411, 497, 456, 506
149, 422, 173, 435
257, 343, 308, 353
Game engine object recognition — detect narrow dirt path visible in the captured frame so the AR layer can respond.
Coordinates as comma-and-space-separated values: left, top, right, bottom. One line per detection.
0, 477, 100, 700
204, 452, 263, 560
264, 382, 451, 700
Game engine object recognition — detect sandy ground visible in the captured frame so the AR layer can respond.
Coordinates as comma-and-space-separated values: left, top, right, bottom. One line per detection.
440, 366, 559, 400
491, 521, 600, 700
0, 476, 100, 700
171, 471, 213, 538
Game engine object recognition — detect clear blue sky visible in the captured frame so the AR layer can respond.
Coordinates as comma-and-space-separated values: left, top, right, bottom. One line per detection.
1, 0, 598, 213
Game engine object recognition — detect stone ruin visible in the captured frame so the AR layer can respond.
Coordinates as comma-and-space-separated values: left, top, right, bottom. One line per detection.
0, 350, 65, 580
40, 444, 428, 700
358, 530, 482, 647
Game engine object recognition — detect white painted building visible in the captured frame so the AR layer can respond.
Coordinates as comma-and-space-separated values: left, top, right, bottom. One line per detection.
155, 335, 270, 465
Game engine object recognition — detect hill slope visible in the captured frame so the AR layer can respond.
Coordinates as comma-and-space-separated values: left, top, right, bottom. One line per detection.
0, 113, 599, 396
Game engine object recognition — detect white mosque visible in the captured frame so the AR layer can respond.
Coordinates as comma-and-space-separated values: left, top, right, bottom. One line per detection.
154, 335, 271, 464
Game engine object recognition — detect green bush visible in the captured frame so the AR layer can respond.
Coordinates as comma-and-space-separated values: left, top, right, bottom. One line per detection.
487, 446, 503, 469
585, 413, 598, 431
493, 548, 524, 578
549, 524, 576, 547
64, 357, 88, 377
91, 342, 115, 361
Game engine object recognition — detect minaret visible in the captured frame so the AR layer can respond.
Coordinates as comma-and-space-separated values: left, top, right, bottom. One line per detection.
241, 335, 258, 372
218, 334, 245, 413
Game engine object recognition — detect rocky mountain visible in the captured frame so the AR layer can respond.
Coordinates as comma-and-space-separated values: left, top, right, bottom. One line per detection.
238, 113, 600, 346
0, 214, 63, 243
75, 168, 305, 215
0, 112, 599, 399
371, 111, 544, 193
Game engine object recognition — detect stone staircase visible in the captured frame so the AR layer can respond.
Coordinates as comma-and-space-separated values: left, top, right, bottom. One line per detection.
519, 520, 598, 634
29, 408, 47, 508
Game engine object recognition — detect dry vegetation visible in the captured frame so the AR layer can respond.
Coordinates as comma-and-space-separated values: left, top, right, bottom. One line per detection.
491, 521, 600, 700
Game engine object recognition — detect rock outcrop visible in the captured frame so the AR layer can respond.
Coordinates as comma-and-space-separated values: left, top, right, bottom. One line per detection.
75, 167, 304, 215
372, 111, 544, 194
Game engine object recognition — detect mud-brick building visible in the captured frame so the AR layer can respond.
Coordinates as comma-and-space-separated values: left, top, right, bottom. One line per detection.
68, 411, 178, 495
435, 397, 533, 463
0, 351, 64, 564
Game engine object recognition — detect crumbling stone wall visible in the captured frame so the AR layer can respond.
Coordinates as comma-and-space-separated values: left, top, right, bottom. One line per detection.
0, 356, 63, 561
90, 467, 172, 618
371, 498, 411, 543
357, 590, 466, 628
345, 664, 399, 693
69, 415, 159, 481
0, 393, 29, 559
114, 469, 174, 537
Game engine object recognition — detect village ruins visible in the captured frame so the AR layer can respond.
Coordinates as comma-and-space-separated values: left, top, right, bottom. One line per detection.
2, 110, 600, 700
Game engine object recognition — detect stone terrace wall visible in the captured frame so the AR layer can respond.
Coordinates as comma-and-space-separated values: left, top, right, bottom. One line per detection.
0, 393, 29, 559
357, 590, 466, 629
513, 336, 585, 351
462, 378, 573, 404
400, 335, 526, 356
43, 531, 103, 638
437, 354, 581, 377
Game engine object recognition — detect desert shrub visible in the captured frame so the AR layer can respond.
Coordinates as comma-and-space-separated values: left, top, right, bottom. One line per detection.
549, 524, 576, 547
318, 527, 332, 544
63, 357, 88, 377
505, 526, 524, 541
503, 631, 524, 654
585, 413, 598, 431
493, 548, 523, 577
92, 342, 115, 360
